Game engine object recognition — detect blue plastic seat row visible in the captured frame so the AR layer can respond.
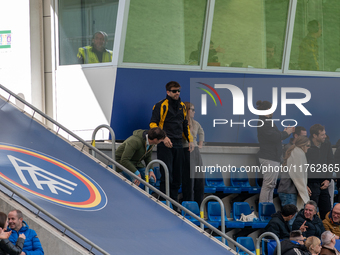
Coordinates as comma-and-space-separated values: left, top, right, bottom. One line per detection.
205, 169, 261, 194
181, 201, 276, 230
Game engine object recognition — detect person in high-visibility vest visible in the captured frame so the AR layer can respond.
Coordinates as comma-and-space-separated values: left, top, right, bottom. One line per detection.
77, 31, 113, 64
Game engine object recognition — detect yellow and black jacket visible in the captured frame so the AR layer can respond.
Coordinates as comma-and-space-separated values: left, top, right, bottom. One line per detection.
77, 45, 112, 64
150, 95, 192, 142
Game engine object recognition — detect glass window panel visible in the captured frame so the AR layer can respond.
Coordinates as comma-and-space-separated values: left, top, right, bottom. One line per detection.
209, 0, 289, 69
290, 0, 340, 72
123, 0, 207, 65
58, 0, 119, 65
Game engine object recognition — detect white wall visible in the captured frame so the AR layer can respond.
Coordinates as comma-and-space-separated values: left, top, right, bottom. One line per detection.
0, 1, 31, 103
56, 65, 116, 140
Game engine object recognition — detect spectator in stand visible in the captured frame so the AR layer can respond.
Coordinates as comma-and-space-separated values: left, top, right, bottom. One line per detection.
278, 136, 311, 229
182, 102, 205, 206
275, 230, 309, 255
333, 139, 340, 203
150, 81, 193, 206
282, 126, 307, 159
320, 230, 340, 255
0, 211, 25, 255
115, 127, 166, 187
264, 204, 298, 240
305, 236, 322, 255
256, 100, 294, 203
292, 200, 325, 239
7, 209, 44, 255
306, 124, 334, 220
322, 203, 340, 239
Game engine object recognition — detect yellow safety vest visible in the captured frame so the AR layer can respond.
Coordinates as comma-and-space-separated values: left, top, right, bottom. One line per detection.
77, 46, 112, 64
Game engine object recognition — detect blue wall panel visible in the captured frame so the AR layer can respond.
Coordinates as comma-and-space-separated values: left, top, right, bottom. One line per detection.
112, 68, 340, 145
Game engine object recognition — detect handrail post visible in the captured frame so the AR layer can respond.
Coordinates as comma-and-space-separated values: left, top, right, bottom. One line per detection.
91, 124, 116, 170
199, 195, 226, 245
145, 160, 170, 207
256, 232, 281, 255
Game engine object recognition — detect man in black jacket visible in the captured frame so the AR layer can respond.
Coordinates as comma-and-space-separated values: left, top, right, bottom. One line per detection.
275, 230, 310, 255
150, 81, 193, 204
292, 200, 325, 238
265, 204, 298, 239
306, 124, 334, 220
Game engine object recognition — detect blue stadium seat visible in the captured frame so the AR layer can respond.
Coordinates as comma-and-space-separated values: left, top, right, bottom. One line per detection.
259, 202, 276, 222
181, 201, 200, 226
207, 202, 245, 229
233, 202, 263, 228
153, 166, 161, 190
205, 171, 242, 194
230, 169, 261, 193
236, 237, 255, 255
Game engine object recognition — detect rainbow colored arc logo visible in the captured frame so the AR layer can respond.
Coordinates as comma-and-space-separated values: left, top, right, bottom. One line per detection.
197, 82, 223, 106
0, 144, 107, 211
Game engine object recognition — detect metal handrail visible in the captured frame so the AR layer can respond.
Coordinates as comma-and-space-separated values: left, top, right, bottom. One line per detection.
91, 124, 116, 170
256, 232, 281, 255
145, 160, 170, 207
199, 195, 255, 255
0, 84, 251, 254
200, 195, 226, 245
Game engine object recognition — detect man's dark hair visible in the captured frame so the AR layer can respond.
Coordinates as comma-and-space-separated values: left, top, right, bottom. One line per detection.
256, 100, 272, 111
148, 127, 166, 140
308, 20, 320, 34
310, 124, 324, 138
294, 126, 306, 136
165, 81, 181, 91
305, 200, 317, 212
290, 230, 303, 238
0, 212, 7, 229
281, 204, 298, 217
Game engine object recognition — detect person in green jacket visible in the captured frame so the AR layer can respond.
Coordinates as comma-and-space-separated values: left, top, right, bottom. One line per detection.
116, 127, 166, 187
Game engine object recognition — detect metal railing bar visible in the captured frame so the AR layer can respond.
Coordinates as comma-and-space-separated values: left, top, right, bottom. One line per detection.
0, 84, 249, 254
0, 179, 109, 255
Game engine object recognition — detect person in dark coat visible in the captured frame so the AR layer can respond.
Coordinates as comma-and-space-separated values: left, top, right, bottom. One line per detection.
306, 124, 334, 220
274, 230, 310, 255
0, 211, 25, 255
292, 200, 325, 238
265, 204, 298, 239
256, 100, 294, 203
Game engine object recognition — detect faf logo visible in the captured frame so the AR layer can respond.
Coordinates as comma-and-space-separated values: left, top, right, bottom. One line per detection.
0, 144, 107, 211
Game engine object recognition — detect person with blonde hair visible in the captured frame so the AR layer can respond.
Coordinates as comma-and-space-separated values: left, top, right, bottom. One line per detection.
278, 136, 311, 211
182, 102, 205, 206
305, 236, 322, 255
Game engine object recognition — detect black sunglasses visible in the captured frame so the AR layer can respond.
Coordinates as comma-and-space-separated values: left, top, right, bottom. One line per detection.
169, 89, 180, 93
190, 108, 195, 112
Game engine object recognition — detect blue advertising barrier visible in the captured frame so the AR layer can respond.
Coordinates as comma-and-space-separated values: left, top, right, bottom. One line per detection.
0, 97, 232, 254
112, 68, 340, 144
